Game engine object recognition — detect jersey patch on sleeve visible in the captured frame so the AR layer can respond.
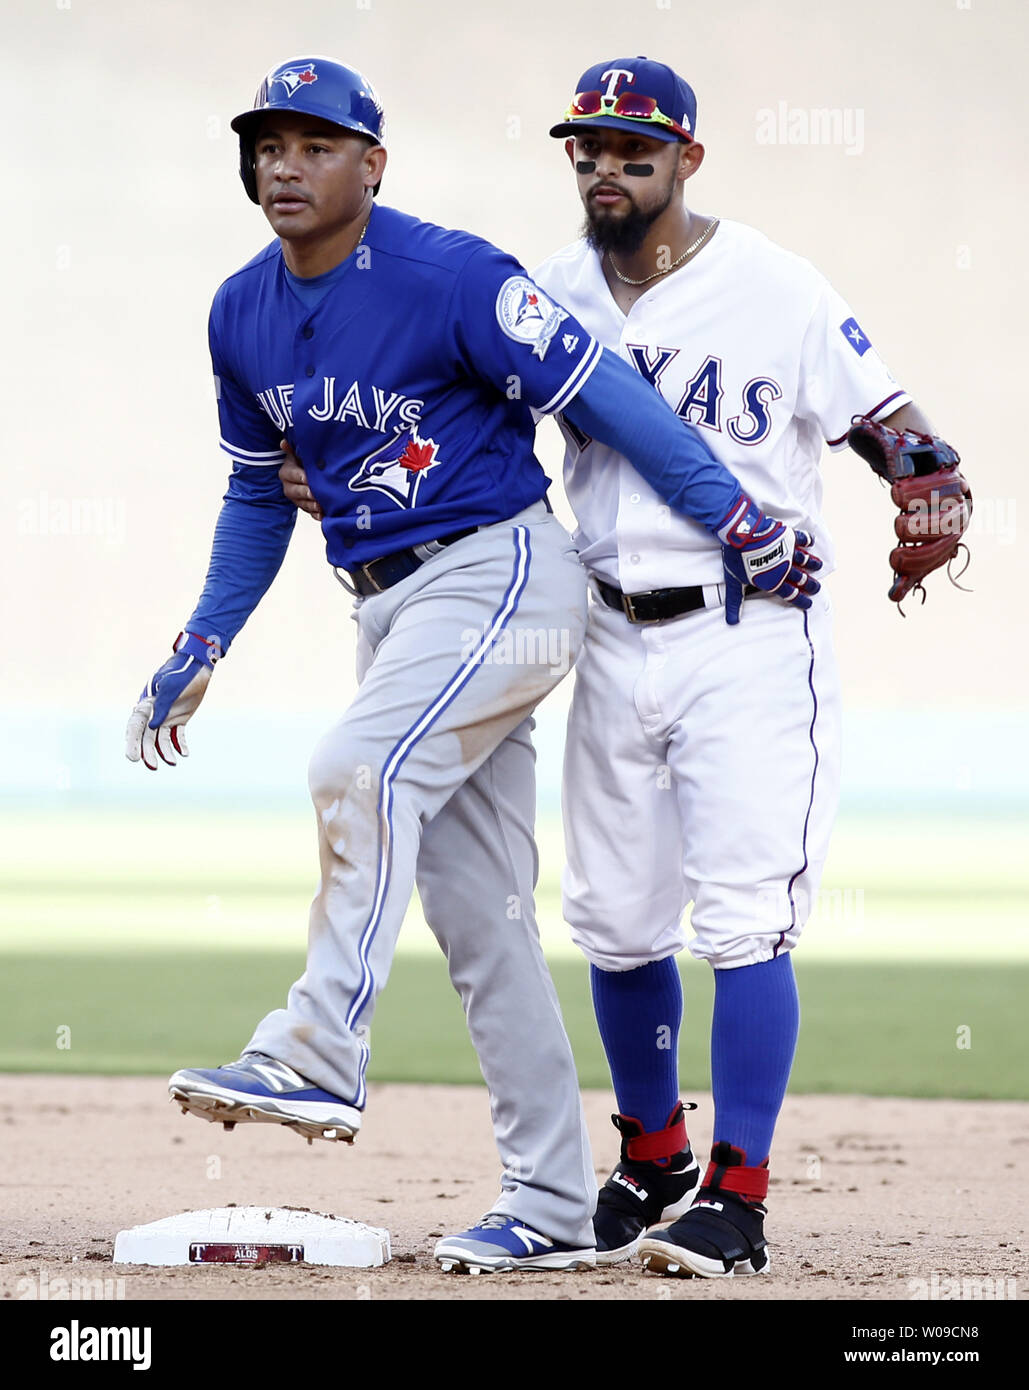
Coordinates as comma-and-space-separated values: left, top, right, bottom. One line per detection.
840, 317, 872, 356
495, 277, 568, 361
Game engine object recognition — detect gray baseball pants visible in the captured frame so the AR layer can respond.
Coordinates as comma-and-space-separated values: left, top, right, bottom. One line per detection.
246, 501, 595, 1246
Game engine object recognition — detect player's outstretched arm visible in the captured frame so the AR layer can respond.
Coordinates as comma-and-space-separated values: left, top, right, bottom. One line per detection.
125, 463, 298, 770
562, 348, 821, 624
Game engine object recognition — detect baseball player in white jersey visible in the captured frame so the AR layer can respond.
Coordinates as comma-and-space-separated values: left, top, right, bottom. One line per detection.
127, 56, 824, 1277
532, 56, 956, 1277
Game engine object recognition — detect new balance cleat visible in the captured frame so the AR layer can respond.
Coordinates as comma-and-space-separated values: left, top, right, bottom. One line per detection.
594, 1102, 701, 1265
434, 1214, 596, 1274
168, 1053, 361, 1144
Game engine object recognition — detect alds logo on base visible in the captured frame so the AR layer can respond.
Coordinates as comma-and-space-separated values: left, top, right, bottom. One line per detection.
495, 277, 568, 361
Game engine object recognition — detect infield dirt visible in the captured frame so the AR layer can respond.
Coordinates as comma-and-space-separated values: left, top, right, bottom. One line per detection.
0, 1076, 1024, 1302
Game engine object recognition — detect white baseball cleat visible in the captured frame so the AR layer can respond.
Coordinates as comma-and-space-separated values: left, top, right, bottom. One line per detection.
168, 1054, 361, 1144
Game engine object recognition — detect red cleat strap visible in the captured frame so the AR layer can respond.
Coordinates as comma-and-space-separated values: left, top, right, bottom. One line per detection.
703, 1160, 769, 1203
625, 1116, 688, 1162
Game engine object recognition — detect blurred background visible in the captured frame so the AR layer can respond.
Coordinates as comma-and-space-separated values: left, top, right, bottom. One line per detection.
3, 0, 1026, 1098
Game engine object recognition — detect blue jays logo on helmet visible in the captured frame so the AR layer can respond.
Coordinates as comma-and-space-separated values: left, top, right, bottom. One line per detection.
349, 428, 442, 509
271, 64, 319, 97
231, 56, 386, 203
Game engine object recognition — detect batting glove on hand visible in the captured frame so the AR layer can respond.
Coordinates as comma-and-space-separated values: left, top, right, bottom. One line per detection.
125, 631, 221, 771
717, 495, 822, 626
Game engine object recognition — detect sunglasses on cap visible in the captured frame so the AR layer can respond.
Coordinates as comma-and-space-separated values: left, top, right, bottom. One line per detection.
564, 90, 692, 142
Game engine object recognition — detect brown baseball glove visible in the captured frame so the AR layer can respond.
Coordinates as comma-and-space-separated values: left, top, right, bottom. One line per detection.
847, 417, 972, 607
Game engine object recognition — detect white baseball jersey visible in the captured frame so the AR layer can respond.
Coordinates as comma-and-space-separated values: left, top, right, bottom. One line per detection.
533, 218, 909, 590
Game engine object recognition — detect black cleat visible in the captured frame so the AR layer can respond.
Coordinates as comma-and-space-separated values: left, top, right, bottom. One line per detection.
593, 1103, 701, 1265
639, 1141, 770, 1278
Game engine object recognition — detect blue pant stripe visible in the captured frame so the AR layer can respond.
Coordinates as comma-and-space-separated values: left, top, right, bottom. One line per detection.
785, 608, 820, 936
345, 527, 534, 1105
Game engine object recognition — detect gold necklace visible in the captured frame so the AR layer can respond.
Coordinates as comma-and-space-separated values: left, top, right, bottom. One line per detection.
609, 217, 720, 287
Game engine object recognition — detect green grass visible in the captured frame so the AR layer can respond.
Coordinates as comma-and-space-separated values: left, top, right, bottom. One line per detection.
4, 808, 1029, 962
2, 949, 1025, 1099
3, 806, 1027, 1098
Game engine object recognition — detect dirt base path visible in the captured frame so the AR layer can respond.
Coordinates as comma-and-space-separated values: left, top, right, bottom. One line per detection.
0, 1077, 1024, 1301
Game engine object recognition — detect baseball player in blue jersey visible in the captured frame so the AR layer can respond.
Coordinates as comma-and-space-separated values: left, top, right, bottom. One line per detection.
126, 56, 822, 1275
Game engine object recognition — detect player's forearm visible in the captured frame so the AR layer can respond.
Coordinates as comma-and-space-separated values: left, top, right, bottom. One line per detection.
184, 465, 298, 651
564, 348, 745, 534
879, 400, 935, 435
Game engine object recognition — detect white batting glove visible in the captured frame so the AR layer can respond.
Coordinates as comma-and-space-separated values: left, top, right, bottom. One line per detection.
125, 631, 221, 771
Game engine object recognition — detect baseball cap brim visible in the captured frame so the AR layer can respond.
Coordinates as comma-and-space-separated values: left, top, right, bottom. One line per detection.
549, 114, 687, 142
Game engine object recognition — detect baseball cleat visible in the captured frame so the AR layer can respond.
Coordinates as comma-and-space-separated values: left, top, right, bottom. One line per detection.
593, 1103, 701, 1265
639, 1141, 770, 1278
168, 1054, 361, 1144
434, 1214, 596, 1274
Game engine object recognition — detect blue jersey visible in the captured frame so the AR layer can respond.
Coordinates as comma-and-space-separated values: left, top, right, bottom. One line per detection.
210, 204, 603, 567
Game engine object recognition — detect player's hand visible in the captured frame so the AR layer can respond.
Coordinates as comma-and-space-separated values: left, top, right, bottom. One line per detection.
125, 632, 221, 771
279, 441, 323, 521
717, 496, 822, 626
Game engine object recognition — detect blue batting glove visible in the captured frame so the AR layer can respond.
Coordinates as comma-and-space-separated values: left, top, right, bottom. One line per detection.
125, 631, 222, 771
717, 496, 822, 626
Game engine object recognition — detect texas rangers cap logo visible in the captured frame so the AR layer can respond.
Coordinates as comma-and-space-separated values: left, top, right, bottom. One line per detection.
272, 64, 319, 97
495, 276, 567, 361
349, 427, 441, 508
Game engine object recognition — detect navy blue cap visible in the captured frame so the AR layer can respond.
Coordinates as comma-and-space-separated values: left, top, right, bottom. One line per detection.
549, 57, 697, 143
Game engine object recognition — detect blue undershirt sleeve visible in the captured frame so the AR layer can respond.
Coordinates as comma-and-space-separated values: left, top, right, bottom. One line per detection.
562, 347, 745, 534
184, 462, 298, 653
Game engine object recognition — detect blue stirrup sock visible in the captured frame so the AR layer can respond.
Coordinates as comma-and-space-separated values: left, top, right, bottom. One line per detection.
710, 952, 799, 1168
590, 958, 683, 1144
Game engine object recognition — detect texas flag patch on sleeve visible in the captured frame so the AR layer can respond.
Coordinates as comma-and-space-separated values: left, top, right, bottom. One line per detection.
840, 317, 872, 356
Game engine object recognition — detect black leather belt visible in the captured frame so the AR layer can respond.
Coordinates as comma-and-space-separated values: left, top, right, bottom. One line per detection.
596, 577, 757, 624
343, 527, 478, 596
339, 495, 554, 598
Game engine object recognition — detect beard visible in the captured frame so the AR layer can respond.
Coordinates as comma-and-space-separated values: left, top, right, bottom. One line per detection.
581, 171, 678, 257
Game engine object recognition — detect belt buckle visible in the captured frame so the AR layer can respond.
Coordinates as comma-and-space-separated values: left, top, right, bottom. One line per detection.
622, 592, 659, 625
357, 562, 384, 595
333, 563, 380, 597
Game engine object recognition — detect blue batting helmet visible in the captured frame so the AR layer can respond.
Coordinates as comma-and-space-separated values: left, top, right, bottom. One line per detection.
231, 56, 386, 203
